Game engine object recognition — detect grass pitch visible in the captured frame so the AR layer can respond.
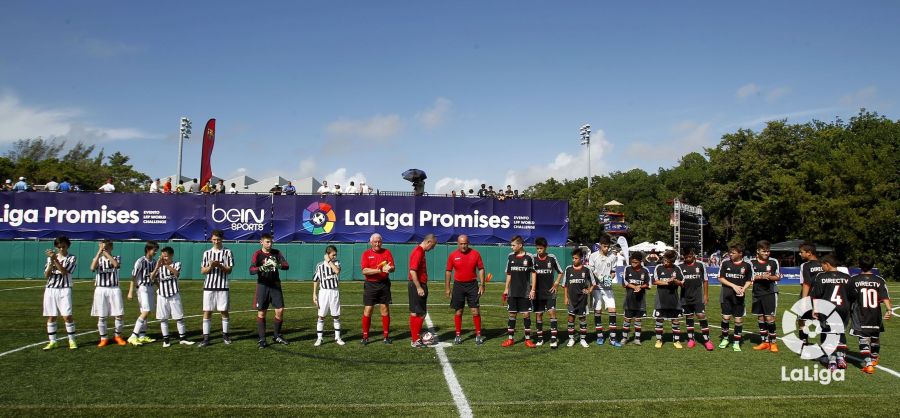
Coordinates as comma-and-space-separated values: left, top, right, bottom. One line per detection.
0, 281, 897, 417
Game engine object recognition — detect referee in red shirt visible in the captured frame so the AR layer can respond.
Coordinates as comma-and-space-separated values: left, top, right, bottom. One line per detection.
360, 233, 395, 345
445, 234, 487, 345
409, 234, 437, 347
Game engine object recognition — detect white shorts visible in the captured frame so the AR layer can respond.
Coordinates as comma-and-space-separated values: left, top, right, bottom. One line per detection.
203, 290, 229, 312
592, 288, 616, 311
317, 288, 341, 317
91, 287, 125, 317
43, 287, 73, 317
156, 294, 185, 320
137, 285, 156, 313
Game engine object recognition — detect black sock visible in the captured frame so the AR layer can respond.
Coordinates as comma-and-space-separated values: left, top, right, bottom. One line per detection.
673, 322, 681, 342
768, 321, 777, 343
550, 319, 558, 340
686, 317, 695, 340
655, 319, 664, 340
608, 314, 617, 340
758, 320, 768, 343
257, 317, 266, 342
274, 318, 283, 338
523, 317, 532, 339
699, 318, 709, 342
536, 320, 544, 341
721, 320, 730, 339
594, 314, 604, 338
734, 324, 743, 343
507, 317, 516, 339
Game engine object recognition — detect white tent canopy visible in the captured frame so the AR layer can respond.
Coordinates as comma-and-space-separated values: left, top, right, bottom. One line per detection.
629, 241, 673, 252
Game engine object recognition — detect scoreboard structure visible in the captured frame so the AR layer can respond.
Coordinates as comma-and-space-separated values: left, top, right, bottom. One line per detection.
672, 199, 704, 257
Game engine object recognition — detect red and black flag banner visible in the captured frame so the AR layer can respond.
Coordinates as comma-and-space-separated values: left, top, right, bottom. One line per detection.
200, 118, 216, 187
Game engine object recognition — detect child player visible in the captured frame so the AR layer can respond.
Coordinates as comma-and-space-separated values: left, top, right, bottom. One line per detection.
588, 235, 620, 347
532, 237, 563, 348
809, 254, 852, 370
750, 240, 781, 352
621, 252, 651, 345
849, 255, 892, 374
152, 246, 194, 347
42, 236, 78, 350
653, 250, 684, 349
562, 248, 597, 347
718, 244, 752, 351
679, 248, 712, 350
249, 233, 290, 348
502, 236, 536, 348
313, 245, 345, 346
90, 239, 126, 347
127, 241, 159, 346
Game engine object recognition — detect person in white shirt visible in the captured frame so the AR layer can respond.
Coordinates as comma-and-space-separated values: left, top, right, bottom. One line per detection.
99, 179, 116, 193
345, 181, 359, 195
189, 178, 200, 194
45, 178, 60, 192
228, 182, 238, 194
317, 181, 331, 196
333, 184, 342, 195
588, 235, 621, 347
149, 179, 160, 193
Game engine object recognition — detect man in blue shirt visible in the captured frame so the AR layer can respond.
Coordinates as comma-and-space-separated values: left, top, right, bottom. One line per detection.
58, 179, 72, 192
13, 177, 28, 192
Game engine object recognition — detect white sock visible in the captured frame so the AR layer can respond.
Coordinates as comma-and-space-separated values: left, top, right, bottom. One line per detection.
65, 322, 76, 342
47, 322, 58, 342
222, 318, 229, 334
160, 320, 169, 337
176, 319, 187, 338
316, 318, 324, 339
202, 319, 211, 336
132, 318, 145, 337
334, 318, 342, 339
141, 318, 148, 337
114, 318, 124, 336
98, 318, 108, 338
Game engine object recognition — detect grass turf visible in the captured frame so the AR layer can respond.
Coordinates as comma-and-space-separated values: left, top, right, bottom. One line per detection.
0, 280, 898, 417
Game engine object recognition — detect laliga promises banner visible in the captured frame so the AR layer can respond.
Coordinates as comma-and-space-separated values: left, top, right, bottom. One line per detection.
272, 195, 568, 245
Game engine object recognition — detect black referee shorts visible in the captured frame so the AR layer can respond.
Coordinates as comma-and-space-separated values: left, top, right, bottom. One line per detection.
363, 280, 392, 306
255, 283, 284, 311
408, 281, 428, 315
450, 281, 480, 310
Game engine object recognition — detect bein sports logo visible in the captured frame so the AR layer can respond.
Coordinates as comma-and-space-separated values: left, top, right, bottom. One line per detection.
781, 297, 844, 360
303, 202, 335, 235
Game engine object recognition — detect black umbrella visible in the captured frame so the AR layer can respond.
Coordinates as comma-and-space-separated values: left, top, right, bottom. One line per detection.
402, 169, 427, 183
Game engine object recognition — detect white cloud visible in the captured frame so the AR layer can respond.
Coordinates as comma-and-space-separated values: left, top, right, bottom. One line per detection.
503, 129, 612, 190
0, 93, 156, 143
731, 108, 837, 128
736, 83, 760, 100
325, 114, 403, 141
323, 168, 368, 189
432, 177, 484, 195
766, 86, 790, 102
840, 86, 878, 107
625, 122, 713, 162
416, 97, 452, 129
296, 158, 317, 178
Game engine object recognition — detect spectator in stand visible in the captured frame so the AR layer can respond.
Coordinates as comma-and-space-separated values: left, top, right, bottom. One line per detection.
468, 189, 475, 197
163, 178, 172, 194
333, 184, 342, 195
200, 180, 212, 194
13, 177, 28, 192
451, 191, 457, 197
361, 181, 371, 194
497, 191, 506, 201
346, 181, 359, 195
175, 180, 185, 194
269, 184, 282, 195
513, 190, 520, 199
215, 180, 225, 194
45, 177, 59, 192
644, 251, 660, 268
282, 181, 296, 195
149, 179, 160, 193
58, 179, 72, 193
4, 179, 11, 191
478, 184, 488, 198
487, 185, 496, 198
228, 182, 238, 194
317, 180, 331, 196
505, 185, 514, 199
189, 178, 200, 194
72, 183, 81, 192
99, 178, 116, 193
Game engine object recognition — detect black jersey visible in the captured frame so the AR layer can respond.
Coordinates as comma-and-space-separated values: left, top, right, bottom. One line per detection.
622, 266, 652, 311
505, 252, 535, 298
800, 260, 823, 287
654, 265, 683, 310
562, 265, 596, 308
533, 254, 562, 298
751, 258, 780, 296
850, 273, 890, 336
719, 260, 752, 301
250, 249, 289, 287
679, 262, 707, 304
809, 271, 852, 316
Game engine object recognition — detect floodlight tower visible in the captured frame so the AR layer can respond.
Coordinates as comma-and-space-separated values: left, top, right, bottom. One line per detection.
178, 117, 192, 183
580, 123, 592, 205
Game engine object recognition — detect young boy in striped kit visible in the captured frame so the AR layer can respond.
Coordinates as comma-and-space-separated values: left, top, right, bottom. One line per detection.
42, 236, 78, 350
199, 230, 234, 347
313, 245, 345, 346
127, 241, 159, 346
90, 239, 126, 347
153, 246, 195, 347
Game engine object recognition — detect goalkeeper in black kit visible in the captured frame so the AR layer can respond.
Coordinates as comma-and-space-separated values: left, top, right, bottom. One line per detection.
250, 233, 290, 349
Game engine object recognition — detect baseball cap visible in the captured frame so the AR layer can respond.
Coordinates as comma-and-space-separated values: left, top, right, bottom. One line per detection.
19, 176, 25, 181
4, 179, 10, 184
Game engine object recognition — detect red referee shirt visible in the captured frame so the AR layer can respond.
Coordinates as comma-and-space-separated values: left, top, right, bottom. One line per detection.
361, 248, 394, 282
446, 249, 484, 282
409, 245, 428, 283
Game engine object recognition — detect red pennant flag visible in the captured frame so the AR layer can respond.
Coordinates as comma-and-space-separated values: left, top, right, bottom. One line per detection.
200, 119, 216, 187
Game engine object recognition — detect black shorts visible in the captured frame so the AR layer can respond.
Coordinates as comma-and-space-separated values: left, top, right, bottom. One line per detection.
450, 281, 480, 310
568, 299, 588, 316
751, 293, 778, 316
408, 281, 428, 315
532, 298, 557, 313
681, 302, 706, 315
507, 296, 532, 313
721, 295, 746, 317
363, 280, 392, 306
624, 309, 646, 319
654, 309, 681, 320
255, 284, 284, 311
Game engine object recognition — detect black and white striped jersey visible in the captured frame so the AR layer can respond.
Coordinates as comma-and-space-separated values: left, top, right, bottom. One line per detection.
132, 256, 157, 287
314, 260, 341, 290
202, 248, 233, 291
45, 254, 76, 289
156, 262, 182, 298
94, 255, 121, 288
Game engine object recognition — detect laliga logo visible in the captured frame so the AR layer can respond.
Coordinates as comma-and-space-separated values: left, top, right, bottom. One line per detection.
781, 297, 844, 360
303, 202, 335, 235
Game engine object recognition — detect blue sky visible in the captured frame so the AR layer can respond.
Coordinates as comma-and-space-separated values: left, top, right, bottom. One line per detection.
1, 1, 897, 193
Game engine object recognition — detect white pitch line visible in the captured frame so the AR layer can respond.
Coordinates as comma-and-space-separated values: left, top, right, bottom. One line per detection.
424, 313, 473, 418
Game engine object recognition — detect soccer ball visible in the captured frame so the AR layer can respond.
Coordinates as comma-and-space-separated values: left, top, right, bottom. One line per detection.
311, 211, 327, 226
421, 331, 435, 346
